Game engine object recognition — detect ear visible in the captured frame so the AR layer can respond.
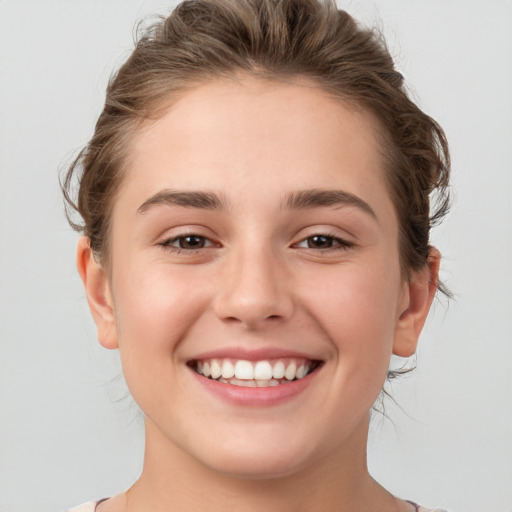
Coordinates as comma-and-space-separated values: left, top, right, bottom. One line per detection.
393, 248, 441, 357
76, 236, 118, 349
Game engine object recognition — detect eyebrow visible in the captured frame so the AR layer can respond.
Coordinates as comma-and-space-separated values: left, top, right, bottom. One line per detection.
284, 189, 377, 220
137, 190, 226, 213
137, 187, 376, 220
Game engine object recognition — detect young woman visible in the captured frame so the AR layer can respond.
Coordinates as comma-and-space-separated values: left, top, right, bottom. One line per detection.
62, 0, 450, 510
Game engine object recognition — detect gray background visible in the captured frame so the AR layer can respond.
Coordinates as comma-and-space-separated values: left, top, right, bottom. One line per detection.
1, 1, 511, 511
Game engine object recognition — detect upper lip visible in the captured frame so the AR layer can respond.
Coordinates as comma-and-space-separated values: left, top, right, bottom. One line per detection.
187, 346, 323, 362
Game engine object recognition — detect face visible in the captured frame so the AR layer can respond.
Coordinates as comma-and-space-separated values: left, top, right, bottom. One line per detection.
80, 77, 436, 479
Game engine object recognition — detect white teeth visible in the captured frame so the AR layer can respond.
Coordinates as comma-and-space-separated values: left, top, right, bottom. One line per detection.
221, 360, 235, 379
210, 360, 222, 379
195, 358, 316, 384
284, 362, 297, 381
234, 360, 254, 380
256, 379, 279, 387
296, 365, 307, 379
272, 361, 285, 379
230, 378, 257, 387
254, 361, 273, 380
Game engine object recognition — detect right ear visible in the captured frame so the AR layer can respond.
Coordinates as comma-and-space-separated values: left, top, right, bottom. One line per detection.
76, 236, 118, 349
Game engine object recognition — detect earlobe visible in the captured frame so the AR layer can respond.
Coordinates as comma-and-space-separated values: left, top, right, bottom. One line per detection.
76, 237, 119, 349
392, 248, 441, 357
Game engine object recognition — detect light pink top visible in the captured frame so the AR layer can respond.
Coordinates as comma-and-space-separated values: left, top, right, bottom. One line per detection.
65, 499, 448, 511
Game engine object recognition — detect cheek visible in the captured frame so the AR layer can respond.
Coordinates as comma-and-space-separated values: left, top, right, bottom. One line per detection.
111, 264, 210, 386
288, 259, 405, 441
301, 257, 402, 366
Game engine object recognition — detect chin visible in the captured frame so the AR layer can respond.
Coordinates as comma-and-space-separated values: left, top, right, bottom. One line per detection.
191, 431, 318, 481
207, 454, 309, 481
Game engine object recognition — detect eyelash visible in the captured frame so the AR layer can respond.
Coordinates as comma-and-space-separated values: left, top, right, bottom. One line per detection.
159, 234, 216, 252
158, 233, 352, 253
294, 233, 353, 251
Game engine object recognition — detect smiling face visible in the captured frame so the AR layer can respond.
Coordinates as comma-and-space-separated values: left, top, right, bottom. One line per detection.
78, 77, 438, 481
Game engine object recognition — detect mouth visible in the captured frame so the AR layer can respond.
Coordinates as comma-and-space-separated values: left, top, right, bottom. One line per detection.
188, 358, 323, 388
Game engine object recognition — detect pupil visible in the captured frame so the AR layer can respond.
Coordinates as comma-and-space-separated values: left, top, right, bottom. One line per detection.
180, 236, 204, 249
309, 235, 332, 248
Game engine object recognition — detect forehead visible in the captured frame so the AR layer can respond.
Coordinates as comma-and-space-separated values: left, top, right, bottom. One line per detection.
118, 77, 394, 223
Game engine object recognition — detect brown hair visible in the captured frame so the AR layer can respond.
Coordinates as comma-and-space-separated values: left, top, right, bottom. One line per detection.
62, 0, 450, 287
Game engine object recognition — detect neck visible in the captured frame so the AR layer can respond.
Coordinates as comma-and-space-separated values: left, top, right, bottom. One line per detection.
124, 415, 399, 512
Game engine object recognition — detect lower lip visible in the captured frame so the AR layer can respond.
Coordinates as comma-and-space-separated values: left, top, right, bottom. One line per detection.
189, 366, 321, 407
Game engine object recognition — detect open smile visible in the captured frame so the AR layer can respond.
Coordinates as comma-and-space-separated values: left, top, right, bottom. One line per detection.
188, 357, 323, 388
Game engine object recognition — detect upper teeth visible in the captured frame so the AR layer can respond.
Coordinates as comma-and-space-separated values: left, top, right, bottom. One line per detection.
195, 359, 313, 382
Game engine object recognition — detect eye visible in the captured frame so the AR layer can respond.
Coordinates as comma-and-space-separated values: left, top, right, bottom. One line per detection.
295, 234, 352, 250
161, 234, 215, 250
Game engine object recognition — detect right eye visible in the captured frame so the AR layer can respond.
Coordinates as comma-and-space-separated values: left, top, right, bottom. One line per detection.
160, 234, 215, 251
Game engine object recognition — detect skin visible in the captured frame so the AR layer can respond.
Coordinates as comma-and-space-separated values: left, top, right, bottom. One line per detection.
77, 77, 440, 512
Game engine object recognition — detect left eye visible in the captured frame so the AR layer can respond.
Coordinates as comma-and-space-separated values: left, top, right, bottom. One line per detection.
296, 235, 350, 249
163, 235, 213, 250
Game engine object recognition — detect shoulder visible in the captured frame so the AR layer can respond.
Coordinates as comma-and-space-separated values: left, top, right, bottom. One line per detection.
63, 500, 449, 512
64, 500, 102, 512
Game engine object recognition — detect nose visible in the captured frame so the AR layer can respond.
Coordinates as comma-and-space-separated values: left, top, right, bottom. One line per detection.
213, 245, 294, 330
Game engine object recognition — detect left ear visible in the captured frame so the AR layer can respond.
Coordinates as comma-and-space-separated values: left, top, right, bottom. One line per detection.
393, 248, 441, 357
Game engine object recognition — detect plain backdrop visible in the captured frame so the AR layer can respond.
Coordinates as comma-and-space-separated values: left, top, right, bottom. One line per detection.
1, 1, 511, 511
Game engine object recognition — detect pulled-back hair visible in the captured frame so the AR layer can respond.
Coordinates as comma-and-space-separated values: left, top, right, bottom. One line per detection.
62, 0, 450, 289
